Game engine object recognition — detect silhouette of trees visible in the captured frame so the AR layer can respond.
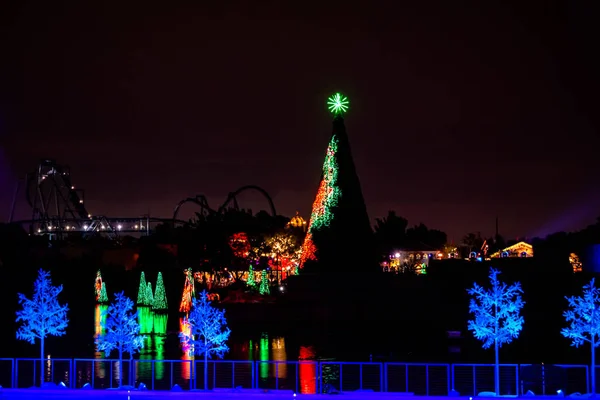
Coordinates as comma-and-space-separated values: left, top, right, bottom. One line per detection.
374, 211, 408, 254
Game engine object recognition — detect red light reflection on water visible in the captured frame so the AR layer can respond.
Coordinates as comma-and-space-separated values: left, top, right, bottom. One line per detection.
298, 346, 317, 394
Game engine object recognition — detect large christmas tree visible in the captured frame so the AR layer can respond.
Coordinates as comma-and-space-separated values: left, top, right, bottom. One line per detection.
137, 272, 148, 305
153, 272, 168, 311
299, 93, 376, 273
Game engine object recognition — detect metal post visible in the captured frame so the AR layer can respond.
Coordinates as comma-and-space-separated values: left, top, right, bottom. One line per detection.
451, 364, 455, 391
405, 364, 409, 393
152, 362, 155, 390
295, 362, 299, 394
213, 361, 216, 390
34, 359, 36, 387
191, 360, 194, 390
251, 361, 255, 389
447, 364, 451, 395
317, 362, 321, 394
359, 364, 362, 390
170, 362, 173, 389
515, 365, 519, 395
473, 366, 477, 396
51, 359, 54, 384
14, 359, 18, 389
232, 361, 235, 388
340, 364, 343, 392
109, 361, 113, 389
92, 360, 95, 389
426, 365, 429, 396
276, 362, 279, 390
381, 363, 384, 392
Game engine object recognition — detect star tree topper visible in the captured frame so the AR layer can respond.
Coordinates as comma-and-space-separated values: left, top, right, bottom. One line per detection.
327, 93, 349, 115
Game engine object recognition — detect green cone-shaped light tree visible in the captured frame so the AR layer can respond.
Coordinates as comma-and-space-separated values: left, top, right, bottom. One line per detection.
137, 272, 147, 305
152, 272, 168, 311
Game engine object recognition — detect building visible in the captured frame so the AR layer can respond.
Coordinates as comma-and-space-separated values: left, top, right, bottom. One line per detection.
382, 242, 445, 274
490, 241, 534, 258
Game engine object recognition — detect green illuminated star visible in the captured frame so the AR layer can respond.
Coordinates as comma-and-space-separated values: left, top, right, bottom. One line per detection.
327, 93, 349, 115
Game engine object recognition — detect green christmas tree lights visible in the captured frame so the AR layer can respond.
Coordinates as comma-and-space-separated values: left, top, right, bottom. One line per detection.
99, 282, 108, 303
137, 272, 147, 305
247, 265, 256, 288
259, 270, 270, 295
146, 282, 154, 306
327, 92, 349, 115
153, 272, 168, 311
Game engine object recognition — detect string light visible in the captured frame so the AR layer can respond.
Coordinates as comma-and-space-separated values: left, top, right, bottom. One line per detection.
299, 134, 341, 266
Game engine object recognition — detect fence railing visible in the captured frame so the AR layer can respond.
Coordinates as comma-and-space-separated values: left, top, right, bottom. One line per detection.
0, 358, 595, 395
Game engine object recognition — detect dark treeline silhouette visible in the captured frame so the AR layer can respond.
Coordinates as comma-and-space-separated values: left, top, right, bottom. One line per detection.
1, 213, 600, 363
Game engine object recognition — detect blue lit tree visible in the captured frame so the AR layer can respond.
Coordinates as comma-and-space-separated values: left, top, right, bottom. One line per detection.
16, 269, 69, 386
179, 290, 230, 390
467, 268, 524, 396
96, 292, 145, 387
562, 278, 600, 396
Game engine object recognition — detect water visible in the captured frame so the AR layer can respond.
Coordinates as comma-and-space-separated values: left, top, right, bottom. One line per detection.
78, 304, 317, 390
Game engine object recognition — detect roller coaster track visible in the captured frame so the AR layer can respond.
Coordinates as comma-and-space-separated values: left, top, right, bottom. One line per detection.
9, 159, 278, 240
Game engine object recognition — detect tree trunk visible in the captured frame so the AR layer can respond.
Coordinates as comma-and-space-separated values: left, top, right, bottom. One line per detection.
40, 336, 45, 387
494, 338, 500, 396
204, 348, 208, 390
119, 349, 123, 388
592, 340, 596, 396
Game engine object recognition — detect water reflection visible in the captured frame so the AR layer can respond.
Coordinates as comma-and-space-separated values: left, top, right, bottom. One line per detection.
299, 346, 317, 394
272, 337, 287, 379
138, 306, 153, 335
155, 336, 165, 380
259, 333, 269, 380
90, 304, 303, 388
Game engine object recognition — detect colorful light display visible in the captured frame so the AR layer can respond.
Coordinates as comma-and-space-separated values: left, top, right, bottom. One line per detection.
179, 268, 195, 313
137, 272, 148, 305
299, 133, 341, 266
259, 270, 270, 295
95, 270, 108, 303
229, 232, 251, 258
327, 92, 349, 115
152, 272, 168, 311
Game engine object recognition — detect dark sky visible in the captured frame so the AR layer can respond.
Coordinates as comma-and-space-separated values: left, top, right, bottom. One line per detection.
1, 1, 599, 242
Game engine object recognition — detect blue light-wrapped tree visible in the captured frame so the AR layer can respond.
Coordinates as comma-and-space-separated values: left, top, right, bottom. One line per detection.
562, 278, 600, 396
179, 290, 230, 390
96, 292, 145, 387
467, 268, 524, 396
16, 269, 69, 386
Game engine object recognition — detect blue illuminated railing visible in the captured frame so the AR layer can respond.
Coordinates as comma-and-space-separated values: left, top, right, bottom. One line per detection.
0, 359, 595, 395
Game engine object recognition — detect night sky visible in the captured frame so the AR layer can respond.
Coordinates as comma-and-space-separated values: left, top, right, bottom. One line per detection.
1, 1, 599, 242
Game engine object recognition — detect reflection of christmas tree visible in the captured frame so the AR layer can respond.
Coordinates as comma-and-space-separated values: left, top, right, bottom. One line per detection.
247, 265, 256, 289
259, 270, 270, 295
137, 272, 147, 305
146, 282, 154, 305
153, 272, 168, 311
99, 282, 108, 303
299, 95, 375, 273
